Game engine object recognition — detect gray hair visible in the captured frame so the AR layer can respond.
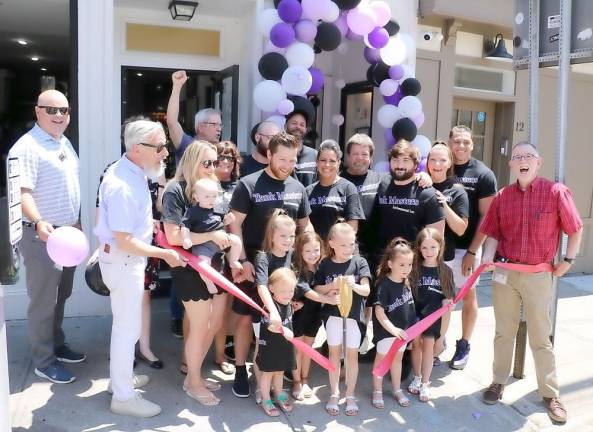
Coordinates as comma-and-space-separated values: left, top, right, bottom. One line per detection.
194, 108, 221, 127
512, 141, 540, 156
257, 120, 281, 134
124, 120, 164, 152
346, 133, 374, 157
318, 139, 343, 161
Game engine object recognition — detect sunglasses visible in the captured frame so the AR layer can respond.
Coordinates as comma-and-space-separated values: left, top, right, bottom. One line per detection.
201, 159, 219, 168
139, 142, 167, 153
37, 106, 70, 115
218, 154, 236, 163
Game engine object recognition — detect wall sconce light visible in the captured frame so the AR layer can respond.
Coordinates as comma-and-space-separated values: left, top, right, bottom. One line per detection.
169, 1, 198, 21
484, 33, 512, 61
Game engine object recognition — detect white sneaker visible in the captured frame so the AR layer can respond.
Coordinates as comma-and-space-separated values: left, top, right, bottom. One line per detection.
107, 374, 150, 394
110, 392, 161, 418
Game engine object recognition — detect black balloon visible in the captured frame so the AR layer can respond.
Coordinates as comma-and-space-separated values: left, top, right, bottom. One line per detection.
332, 0, 362, 9
315, 22, 342, 52
288, 95, 316, 124
258, 52, 288, 81
400, 78, 421, 96
384, 20, 400, 36
309, 95, 321, 107
313, 44, 322, 54
367, 61, 390, 87
392, 118, 417, 142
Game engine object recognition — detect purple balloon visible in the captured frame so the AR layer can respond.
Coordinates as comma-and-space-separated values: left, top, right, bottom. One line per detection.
384, 127, 396, 146
278, 0, 302, 23
294, 19, 317, 43
411, 111, 425, 128
367, 26, 389, 49
383, 92, 399, 105
363, 47, 381, 63
345, 29, 363, 40
389, 64, 405, 80
270, 22, 296, 48
277, 99, 295, 115
308, 67, 324, 94
334, 13, 349, 37
417, 157, 427, 173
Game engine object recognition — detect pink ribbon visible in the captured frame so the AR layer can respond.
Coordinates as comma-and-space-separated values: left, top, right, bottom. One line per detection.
372, 261, 554, 377
155, 229, 335, 372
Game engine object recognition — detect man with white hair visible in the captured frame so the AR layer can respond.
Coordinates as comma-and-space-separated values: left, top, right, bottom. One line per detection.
167, 70, 222, 162
9, 89, 82, 384
95, 120, 186, 417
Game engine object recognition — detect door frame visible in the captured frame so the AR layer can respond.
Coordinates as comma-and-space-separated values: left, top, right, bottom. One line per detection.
212, 65, 239, 144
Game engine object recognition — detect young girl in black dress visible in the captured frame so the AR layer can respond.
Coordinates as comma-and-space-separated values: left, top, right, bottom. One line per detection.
371, 238, 416, 409
408, 227, 455, 402
314, 221, 371, 416
256, 267, 297, 417
291, 231, 339, 400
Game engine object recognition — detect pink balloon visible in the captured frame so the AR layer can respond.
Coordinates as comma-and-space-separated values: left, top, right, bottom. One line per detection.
346, 7, 377, 36
369, 1, 392, 27
47, 226, 89, 267
294, 19, 317, 43
411, 111, 425, 128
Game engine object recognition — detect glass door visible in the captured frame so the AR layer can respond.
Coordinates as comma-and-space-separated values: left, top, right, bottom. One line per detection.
211, 65, 239, 144
451, 98, 495, 167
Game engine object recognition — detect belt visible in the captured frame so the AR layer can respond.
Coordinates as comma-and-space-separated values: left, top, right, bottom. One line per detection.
23, 221, 62, 229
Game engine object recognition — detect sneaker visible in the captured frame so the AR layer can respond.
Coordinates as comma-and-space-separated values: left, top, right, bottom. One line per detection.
449, 339, 470, 370
232, 365, 250, 398
55, 344, 86, 363
224, 336, 235, 361
110, 392, 161, 418
171, 319, 183, 338
482, 383, 505, 405
34, 361, 75, 384
108, 374, 150, 394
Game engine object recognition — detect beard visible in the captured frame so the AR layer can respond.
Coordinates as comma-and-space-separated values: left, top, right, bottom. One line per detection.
256, 138, 268, 157
269, 162, 292, 180
144, 161, 165, 181
390, 166, 416, 181
287, 127, 305, 142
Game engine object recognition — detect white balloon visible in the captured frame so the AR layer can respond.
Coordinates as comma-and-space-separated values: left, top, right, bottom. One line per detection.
380, 35, 407, 66
266, 115, 287, 129
412, 135, 432, 158
377, 105, 402, 128
399, 32, 417, 57
253, 80, 286, 112
400, 64, 415, 81
398, 95, 422, 118
321, 1, 340, 22
285, 42, 315, 68
334, 79, 346, 89
332, 114, 345, 126
379, 79, 398, 96
281, 66, 313, 95
258, 9, 282, 37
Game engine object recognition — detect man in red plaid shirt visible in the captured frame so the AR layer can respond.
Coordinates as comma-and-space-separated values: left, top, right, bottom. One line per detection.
479, 142, 583, 424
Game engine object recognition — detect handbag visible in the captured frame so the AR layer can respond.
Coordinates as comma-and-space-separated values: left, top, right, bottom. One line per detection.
84, 249, 110, 296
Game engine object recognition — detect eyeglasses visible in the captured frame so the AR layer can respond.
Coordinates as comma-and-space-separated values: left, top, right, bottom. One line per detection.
511, 154, 537, 161
139, 142, 167, 153
37, 106, 70, 115
201, 159, 219, 168
204, 122, 223, 129
218, 154, 235, 163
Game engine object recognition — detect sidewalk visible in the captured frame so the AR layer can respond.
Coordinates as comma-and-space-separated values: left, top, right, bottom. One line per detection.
7, 275, 593, 432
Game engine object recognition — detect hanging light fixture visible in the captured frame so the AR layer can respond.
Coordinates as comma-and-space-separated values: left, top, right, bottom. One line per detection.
484, 33, 513, 61
169, 1, 198, 21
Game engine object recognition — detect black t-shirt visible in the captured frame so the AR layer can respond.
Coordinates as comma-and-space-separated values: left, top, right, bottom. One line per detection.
230, 170, 311, 251
433, 178, 470, 261
294, 145, 318, 187
372, 277, 416, 343
181, 205, 224, 233
305, 177, 365, 239
453, 158, 497, 249
219, 180, 237, 215
240, 155, 267, 178
313, 255, 371, 325
413, 266, 446, 317
254, 250, 293, 286
257, 301, 295, 372
294, 270, 313, 301
375, 177, 444, 248
161, 181, 192, 227
340, 169, 384, 254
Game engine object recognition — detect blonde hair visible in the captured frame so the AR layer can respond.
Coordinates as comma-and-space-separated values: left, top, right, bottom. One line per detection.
174, 140, 218, 202
261, 209, 297, 252
326, 219, 356, 258
268, 267, 298, 293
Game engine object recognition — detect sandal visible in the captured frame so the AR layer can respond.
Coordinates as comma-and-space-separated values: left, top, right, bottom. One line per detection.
261, 399, 280, 417
345, 396, 358, 416
301, 378, 313, 398
275, 392, 293, 412
408, 375, 422, 395
393, 389, 411, 407
419, 383, 431, 402
183, 379, 221, 392
372, 390, 384, 409
291, 381, 304, 401
325, 395, 339, 416
254, 389, 263, 405
185, 388, 220, 406
180, 362, 188, 375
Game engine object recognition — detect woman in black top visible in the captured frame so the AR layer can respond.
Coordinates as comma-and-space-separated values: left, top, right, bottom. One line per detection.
161, 140, 233, 406
305, 140, 365, 240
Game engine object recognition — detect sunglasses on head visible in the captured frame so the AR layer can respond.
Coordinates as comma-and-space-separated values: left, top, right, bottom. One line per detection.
37, 106, 70, 115
218, 154, 235, 163
201, 159, 219, 168
139, 142, 167, 153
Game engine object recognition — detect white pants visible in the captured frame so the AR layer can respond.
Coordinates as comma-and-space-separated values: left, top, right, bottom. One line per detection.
376, 337, 407, 355
99, 245, 146, 401
447, 247, 483, 289
325, 316, 361, 349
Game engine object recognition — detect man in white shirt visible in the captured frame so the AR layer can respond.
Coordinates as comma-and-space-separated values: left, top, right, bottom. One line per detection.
95, 120, 186, 417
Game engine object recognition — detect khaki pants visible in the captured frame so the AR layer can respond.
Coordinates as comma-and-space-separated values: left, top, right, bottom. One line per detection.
491, 268, 559, 398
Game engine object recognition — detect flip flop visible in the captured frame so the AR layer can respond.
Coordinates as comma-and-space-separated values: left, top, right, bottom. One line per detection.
183, 380, 221, 392
372, 390, 384, 409
325, 395, 339, 416
345, 396, 359, 416
185, 388, 220, 406
261, 399, 280, 417
275, 392, 293, 412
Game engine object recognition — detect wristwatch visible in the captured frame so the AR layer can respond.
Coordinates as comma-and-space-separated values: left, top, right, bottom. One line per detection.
563, 257, 575, 264
32, 218, 43, 231
466, 250, 476, 256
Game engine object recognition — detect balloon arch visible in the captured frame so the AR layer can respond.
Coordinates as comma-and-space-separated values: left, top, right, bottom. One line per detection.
253, 0, 432, 169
